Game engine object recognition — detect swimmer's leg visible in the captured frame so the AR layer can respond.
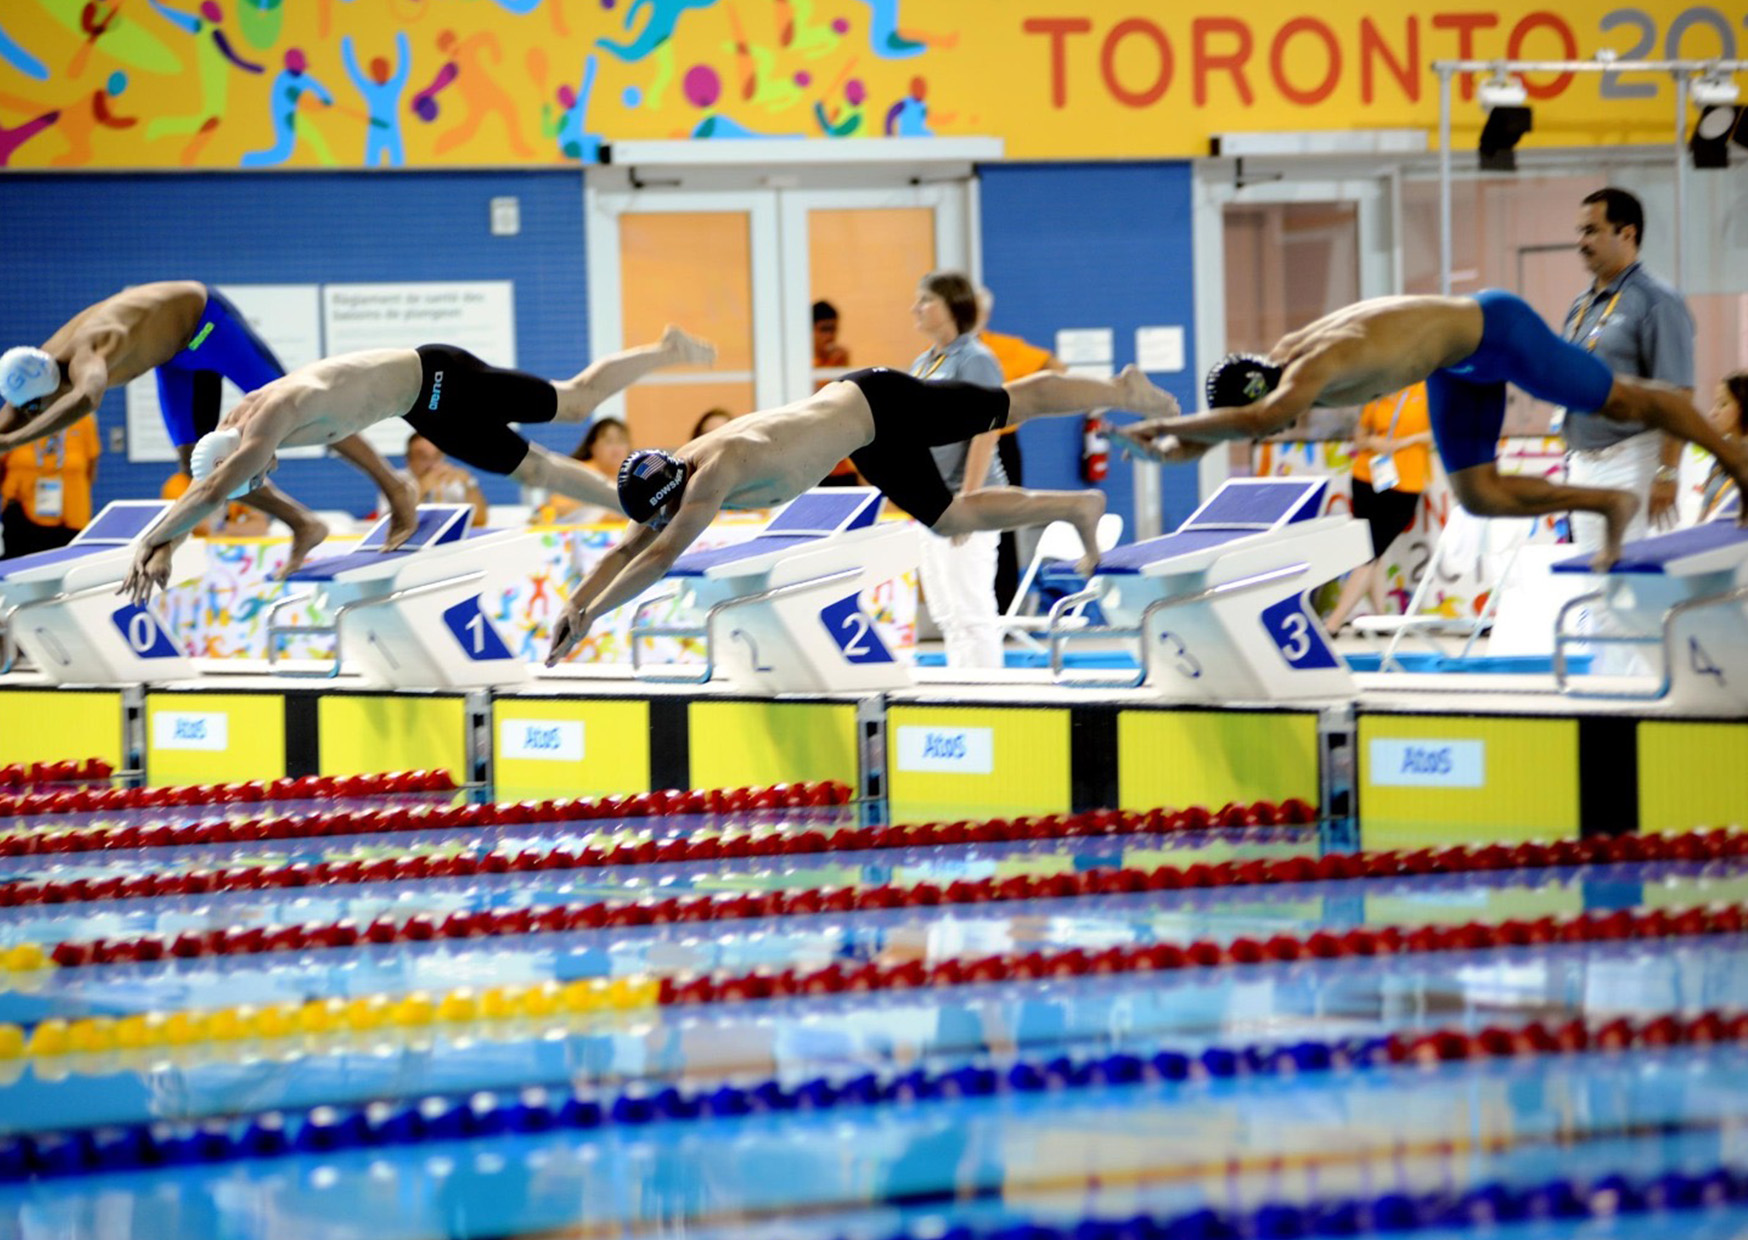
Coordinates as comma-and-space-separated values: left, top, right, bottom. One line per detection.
932, 486, 1107, 577
1004, 364, 1177, 425
1447, 462, 1638, 572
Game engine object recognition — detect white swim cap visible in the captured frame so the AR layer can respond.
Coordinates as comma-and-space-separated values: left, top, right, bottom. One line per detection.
0, 347, 58, 407
190, 428, 258, 499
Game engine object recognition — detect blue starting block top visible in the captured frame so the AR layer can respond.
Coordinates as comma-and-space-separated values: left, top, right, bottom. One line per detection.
0, 501, 171, 583
1553, 519, 1748, 576
1096, 478, 1328, 576
668, 489, 884, 579
764, 489, 882, 535
72, 501, 169, 546
287, 505, 474, 582
1185, 477, 1327, 529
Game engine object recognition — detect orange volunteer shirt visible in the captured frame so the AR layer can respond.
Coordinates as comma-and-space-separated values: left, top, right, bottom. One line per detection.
1353, 384, 1431, 493
2, 417, 100, 529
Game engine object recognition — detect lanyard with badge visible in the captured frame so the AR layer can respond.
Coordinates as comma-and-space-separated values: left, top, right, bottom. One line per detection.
1368, 389, 1411, 492
31, 433, 65, 522
1550, 279, 1626, 435
913, 351, 949, 380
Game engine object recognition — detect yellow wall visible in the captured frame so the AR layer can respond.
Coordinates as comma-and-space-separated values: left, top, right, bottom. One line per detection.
1359, 713, 1579, 849
318, 695, 466, 778
689, 701, 858, 791
145, 694, 286, 786
493, 698, 651, 798
1638, 720, 1748, 832
1118, 709, 1318, 810
0, 690, 123, 770
887, 705, 1070, 819
0, 2, 1710, 168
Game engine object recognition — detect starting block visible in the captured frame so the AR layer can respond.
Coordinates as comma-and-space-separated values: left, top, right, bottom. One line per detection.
1049, 478, 1368, 700
1552, 514, 1748, 710
625, 488, 918, 692
267, 504, 535, 688
0, 501, 196, 684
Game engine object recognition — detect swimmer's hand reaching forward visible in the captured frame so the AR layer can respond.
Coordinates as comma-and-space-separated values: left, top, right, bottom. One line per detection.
545, 600, 592, 667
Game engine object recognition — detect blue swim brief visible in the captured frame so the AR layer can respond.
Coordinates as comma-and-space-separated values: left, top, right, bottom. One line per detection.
1426, 288, 1616, 473
155, 286, 287, 448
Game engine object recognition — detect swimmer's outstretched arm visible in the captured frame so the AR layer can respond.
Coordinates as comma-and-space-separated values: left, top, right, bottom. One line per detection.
119, 426, 280, 605
1119, 356, 1332, 456
0, 346, 109, 450
545, 493, 722, 665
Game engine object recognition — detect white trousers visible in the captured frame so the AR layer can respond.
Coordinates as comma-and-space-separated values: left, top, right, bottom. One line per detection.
918, 528, 1002, 668
1567, 433, 1660, 675
1567, 432, 1659, 552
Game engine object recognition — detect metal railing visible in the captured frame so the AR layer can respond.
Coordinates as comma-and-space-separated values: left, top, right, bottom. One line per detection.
1553, 582, 1748, 702
1048, 563, 1310, 690
628, 569, 860, 684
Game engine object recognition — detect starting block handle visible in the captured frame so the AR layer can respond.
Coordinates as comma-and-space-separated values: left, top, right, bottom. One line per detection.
1555, 581, 1748, 702
630, 567, 861, 685
0, 606, 14, 675
266, 591, 341, 679
1048, 587, 1147, 690
1049, 562, 1310, 690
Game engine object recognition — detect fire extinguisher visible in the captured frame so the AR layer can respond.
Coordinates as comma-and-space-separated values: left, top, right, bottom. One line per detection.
1081, 412, 1109, 483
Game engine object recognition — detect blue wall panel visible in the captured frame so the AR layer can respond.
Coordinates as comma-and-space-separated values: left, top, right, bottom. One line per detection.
978, 162, 1201, 537
0, 170, 588, 516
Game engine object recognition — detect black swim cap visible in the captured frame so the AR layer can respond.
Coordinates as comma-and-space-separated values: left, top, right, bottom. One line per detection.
1205, 353, 1284, 408
617, 448, 689, 524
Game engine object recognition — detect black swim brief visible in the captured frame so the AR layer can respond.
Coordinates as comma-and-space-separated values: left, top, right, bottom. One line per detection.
405, 344, 559, 476
843, 366, 1010, 527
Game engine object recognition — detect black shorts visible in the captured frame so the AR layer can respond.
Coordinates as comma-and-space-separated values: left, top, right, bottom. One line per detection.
843, 367, 1010, 527
404, 345, 559, 476
1351, 476, 1422, 558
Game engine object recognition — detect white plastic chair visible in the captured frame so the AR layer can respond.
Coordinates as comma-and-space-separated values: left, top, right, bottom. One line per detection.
1352, 508, 1535, 670
998, 513, 1124, 652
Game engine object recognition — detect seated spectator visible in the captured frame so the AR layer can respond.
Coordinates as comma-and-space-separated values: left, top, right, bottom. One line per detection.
538, 416, 630, 524
691, 407, 733, 439
407, 432, 488, 526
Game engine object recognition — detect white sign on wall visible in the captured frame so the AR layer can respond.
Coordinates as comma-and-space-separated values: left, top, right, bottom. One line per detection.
151, 711, 230, 752
322, 281, 518, 457
1368, 739, 1486, 788
499, 718, 584, 762
894, 725, 994, 775
125, 285, 325, 464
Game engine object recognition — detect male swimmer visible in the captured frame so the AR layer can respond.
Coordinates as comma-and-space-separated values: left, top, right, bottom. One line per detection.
0, 281, 417, 572
119, 325, 716, 603
1114, 291, 1748, 569
543, 364, 1178, 665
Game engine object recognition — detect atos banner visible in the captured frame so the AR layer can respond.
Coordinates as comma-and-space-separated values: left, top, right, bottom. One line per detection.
0, 2, 1728, 168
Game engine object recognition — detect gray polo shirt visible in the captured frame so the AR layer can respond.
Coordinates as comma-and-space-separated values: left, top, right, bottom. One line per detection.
1560, 260, 1694, 451
910, 332, 1007, 490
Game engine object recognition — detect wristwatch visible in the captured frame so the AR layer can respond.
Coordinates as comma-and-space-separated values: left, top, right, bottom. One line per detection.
1653, 465, 1679, 484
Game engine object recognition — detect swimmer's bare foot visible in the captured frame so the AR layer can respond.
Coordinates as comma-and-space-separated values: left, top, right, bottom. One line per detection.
278, 514, 330, 579
1116, 363, 1179, 418
1070, 490, 1107, 577
1591, 490, 1639, 572
661, 324, 717, 368
381, 471, 421, 551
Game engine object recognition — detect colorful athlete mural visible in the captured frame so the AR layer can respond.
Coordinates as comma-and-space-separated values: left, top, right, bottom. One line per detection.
0, 1, 1723, 167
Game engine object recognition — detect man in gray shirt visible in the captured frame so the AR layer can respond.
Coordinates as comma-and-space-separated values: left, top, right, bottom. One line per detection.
1563, 187, 1694, 542
1563, 187, 1693, 675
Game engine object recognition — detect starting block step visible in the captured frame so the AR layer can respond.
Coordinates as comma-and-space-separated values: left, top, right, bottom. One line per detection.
1051, 478, 1368, 701
624, 488, 919, 693
0, 501, 196, 685
270, 504, 536, 689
